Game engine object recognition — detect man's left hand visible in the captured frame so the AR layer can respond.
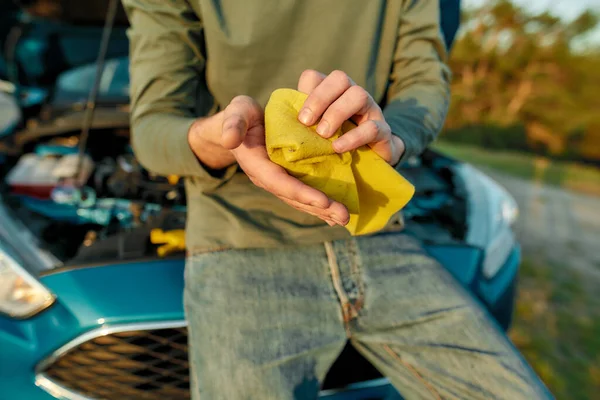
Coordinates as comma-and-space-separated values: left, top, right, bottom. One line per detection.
297, 69, 405, 166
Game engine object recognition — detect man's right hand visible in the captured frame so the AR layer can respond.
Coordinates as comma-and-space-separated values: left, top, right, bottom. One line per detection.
205, 95, 349, 227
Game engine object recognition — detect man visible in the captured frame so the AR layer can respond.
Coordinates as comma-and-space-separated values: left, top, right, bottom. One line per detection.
122, 0, 552, 398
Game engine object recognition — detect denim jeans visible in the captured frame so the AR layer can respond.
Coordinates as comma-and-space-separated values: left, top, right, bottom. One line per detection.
184, 233, 552, 399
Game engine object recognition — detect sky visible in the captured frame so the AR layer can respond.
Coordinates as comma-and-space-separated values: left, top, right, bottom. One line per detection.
463, 0, 600, 48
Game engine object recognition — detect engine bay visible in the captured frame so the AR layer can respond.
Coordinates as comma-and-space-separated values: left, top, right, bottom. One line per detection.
0, 126, 190, 265
0, 122, 467, 268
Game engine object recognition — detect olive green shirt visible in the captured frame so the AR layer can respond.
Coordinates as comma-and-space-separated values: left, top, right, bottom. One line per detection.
122, 0, 451, 252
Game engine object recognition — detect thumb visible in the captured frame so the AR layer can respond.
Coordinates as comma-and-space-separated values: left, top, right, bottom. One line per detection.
221, 96, 263, 149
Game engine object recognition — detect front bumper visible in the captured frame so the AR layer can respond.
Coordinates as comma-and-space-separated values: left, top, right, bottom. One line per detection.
0, 244, 521, 400
0, 258, 186, 400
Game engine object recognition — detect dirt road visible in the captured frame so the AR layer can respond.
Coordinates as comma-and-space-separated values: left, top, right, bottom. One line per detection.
484, 169, 600, 281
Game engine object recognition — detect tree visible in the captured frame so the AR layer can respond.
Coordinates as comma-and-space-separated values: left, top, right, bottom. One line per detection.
444, 0, 600, 164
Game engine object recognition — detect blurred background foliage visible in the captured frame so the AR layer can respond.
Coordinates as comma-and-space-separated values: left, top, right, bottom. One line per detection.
442, 0, 600, 165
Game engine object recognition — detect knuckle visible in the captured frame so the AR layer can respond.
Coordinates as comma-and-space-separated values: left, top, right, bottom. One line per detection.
322, 106, 343, 122
331, 70, 352, 87
289, 192, 304, 204
381, 121, 392, 137
230, 96, 262, 120
348, 85, 369, 103
223, 115, 245, 131
364, 120, 380, 141
344, 134, 360, 149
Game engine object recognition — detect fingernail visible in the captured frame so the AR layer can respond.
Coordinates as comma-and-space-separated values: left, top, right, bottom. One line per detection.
298, 108, 313, 125
336, 219, 348, 226
316, 120, 329, 136
325, 220, 336, 227
332, 138, 345, 153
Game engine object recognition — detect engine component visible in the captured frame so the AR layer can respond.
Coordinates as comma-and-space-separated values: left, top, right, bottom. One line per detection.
67, 208, 187, 264
6, 154, 60, 198
6, 153, 94, 199
106, 154, 142, 198
92, 155, 184, 205
50, 186, 96, 207
82, 231, 98, 247
53, 154, 95, 184
6, 136, 187, 265
35, 140, 79, 157
69, 227, 152, 265
150, 229, 186, 257
19, 191, 171, 228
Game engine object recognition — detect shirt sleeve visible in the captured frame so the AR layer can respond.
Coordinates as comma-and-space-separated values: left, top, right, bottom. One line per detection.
122, 0, 227, 180
383, 0, 452, 165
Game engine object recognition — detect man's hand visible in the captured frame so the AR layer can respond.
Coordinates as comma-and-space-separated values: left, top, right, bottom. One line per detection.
297, 70, 405, 166
187, 113, 236, 170
219, 96, 350, 226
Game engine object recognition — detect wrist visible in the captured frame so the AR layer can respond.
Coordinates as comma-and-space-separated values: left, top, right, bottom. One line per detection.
188, 113, 236, 170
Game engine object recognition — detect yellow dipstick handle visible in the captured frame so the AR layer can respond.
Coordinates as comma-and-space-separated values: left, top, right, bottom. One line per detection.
150, 229, 186, 257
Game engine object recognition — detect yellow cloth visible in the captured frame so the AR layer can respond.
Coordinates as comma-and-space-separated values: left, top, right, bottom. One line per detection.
265, 88, 415, 236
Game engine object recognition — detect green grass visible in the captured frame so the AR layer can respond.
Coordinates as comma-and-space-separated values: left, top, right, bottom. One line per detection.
510, 259, 600, 399
433, 141, 600, 196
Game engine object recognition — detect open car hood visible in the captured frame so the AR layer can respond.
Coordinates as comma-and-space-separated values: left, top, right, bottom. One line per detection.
14, 0, 130, 26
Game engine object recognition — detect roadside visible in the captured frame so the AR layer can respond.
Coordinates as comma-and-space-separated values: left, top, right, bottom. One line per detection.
487, 168, 600, 400
433, 141, 600, 400
510, 258, 600, 400
486, 170, 600, 281
434, 141, 600, 197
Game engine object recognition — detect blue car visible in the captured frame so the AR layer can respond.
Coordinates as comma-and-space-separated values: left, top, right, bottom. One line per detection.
0, 2, 525, 399
0, 59, 520, 400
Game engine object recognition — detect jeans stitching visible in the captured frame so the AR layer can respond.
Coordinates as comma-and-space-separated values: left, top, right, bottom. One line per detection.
324, 242, 357, 337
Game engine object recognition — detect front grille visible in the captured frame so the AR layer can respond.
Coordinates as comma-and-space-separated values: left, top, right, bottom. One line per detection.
41, 327, 190, 400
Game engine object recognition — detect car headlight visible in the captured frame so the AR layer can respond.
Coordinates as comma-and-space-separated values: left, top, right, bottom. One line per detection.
458, 165, 519, 279
0, 243, 55, 318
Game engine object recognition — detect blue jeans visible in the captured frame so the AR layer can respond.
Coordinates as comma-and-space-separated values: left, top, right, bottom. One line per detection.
184, 233, 552, 399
